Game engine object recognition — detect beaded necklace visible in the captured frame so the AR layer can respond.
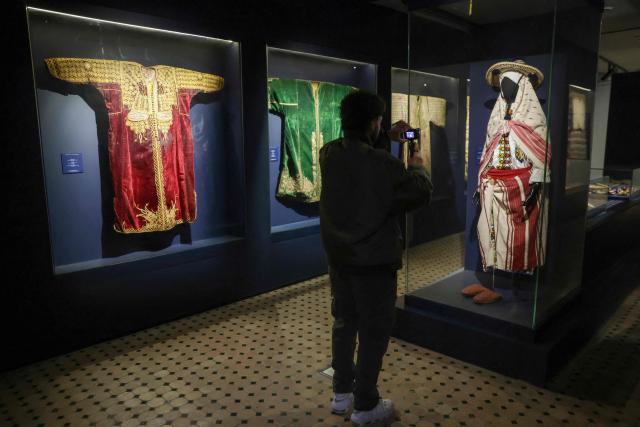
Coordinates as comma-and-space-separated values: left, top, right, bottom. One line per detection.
494, 73, 525, 169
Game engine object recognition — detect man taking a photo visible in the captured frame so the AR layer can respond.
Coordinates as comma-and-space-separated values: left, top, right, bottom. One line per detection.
320, 91, 432, 426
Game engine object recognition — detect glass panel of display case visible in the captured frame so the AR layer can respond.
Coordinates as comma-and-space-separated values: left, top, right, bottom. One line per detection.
632, 168, 640, 198
587, 169, 610, 215
403, 0, 601, 330
391, 67, 465, 297
266, 47, 377, 235
27, 7, 245, 274
566, 85, 593, 191
392, 67, 411, 299
602, 167, 640, 199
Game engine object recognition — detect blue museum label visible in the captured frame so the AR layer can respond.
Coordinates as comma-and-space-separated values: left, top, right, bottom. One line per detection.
449, 151, 458, 164
269, 147, 280, 162
61, 153, 84, 174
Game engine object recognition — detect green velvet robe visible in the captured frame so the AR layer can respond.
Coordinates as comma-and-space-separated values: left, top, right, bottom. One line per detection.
268, 78, 354, 203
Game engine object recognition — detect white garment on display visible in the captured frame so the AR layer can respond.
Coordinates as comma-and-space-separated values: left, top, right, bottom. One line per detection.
485, 71, 550, 183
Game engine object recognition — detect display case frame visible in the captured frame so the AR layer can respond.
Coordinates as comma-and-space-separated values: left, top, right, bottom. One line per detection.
27, 6, 246, 274
391, 67, 466, 250
393, 0, 603, 385
588, 169, 611, 216
565, 85, 593, 191
266, 46, 377, 237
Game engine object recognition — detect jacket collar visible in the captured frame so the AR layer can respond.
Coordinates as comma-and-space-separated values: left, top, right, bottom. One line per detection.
343, 130, 373, 146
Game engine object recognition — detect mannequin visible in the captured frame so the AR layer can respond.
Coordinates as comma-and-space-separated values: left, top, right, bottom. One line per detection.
463, 60, 550, 305
500, 71, 520, 107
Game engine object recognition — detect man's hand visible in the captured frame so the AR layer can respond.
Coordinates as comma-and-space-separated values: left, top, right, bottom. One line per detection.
522, 182, 541, 209
388, 120, 411, 142
407, 153, 424, 168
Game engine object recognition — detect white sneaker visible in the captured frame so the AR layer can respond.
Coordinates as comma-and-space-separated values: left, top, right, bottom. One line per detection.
350, 399, 395, 426
331, 392, 354, 415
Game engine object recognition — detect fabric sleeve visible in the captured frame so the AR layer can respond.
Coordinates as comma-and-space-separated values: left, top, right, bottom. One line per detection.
511, 132, 551, 183
389, 158, 432, 213
530, 166, 549, 183
267, 78, 283, 114
175, 67, 224, 93
45, 58, 121, 84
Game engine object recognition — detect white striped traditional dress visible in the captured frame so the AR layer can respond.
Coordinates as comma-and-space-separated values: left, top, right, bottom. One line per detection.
477, 72, 551, 273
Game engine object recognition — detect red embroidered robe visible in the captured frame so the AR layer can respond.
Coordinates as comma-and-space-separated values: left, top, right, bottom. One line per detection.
46, 58, 223, 233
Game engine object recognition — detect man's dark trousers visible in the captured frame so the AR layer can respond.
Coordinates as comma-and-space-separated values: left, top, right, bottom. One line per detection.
330, 265, 398, 411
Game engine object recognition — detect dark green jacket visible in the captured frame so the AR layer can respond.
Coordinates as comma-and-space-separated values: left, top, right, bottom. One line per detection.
319, 133, 432, 271
268, 78, 354, 203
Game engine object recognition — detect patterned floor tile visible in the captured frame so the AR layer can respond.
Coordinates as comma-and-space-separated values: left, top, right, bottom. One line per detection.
0, 234, 638, 426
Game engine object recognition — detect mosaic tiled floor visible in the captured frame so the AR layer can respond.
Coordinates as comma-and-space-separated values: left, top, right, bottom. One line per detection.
1, 234, 639, 426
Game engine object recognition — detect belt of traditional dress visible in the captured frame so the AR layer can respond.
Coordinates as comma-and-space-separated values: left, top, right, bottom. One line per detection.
485, 165, 532, 180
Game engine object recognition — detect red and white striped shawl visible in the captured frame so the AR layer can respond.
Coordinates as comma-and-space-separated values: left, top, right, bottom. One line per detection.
478, 74, 551, 185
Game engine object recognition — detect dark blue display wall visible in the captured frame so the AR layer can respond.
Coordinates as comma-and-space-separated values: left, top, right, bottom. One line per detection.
29, 8, 245, 274
2, 0, 407, 371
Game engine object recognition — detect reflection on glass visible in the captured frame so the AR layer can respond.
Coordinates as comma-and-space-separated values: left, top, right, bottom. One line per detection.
588, 169, 610, 212
391, 93, 446, 175
567, 86, 590, 161
465, 93, 470, 181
